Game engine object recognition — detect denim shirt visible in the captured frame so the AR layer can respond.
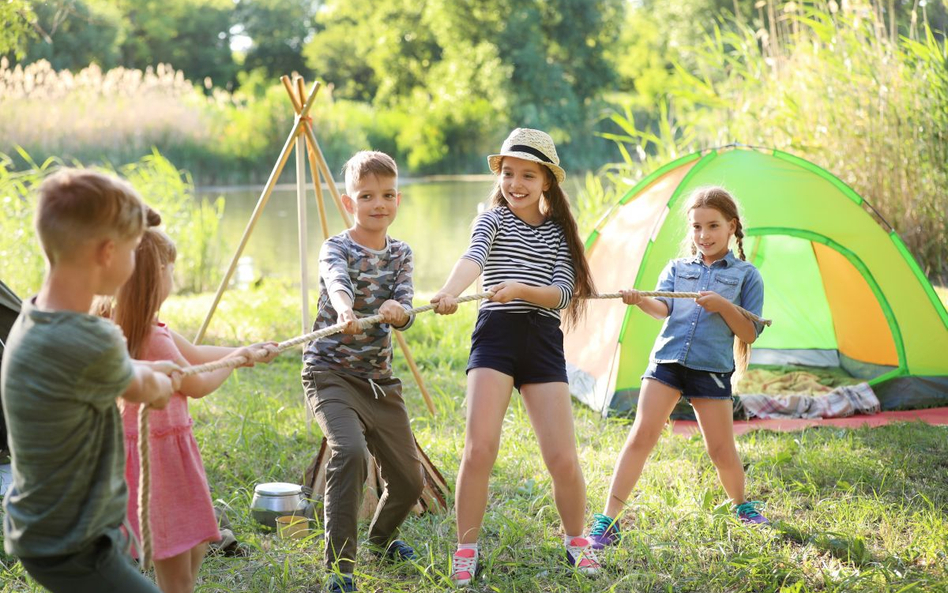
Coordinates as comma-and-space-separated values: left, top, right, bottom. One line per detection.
649, 251, 765, 373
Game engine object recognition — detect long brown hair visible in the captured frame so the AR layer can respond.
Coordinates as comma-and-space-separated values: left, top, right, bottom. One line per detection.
487, 160, 596, 328
684, 186, 752, 382
97, 211, 177, 358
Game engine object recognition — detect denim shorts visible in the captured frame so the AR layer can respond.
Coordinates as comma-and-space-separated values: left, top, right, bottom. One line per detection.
642, 362, 733, 400
467, 309, 568, 390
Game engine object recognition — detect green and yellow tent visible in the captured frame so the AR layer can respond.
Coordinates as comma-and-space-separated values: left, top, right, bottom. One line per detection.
565, 146, 948, 416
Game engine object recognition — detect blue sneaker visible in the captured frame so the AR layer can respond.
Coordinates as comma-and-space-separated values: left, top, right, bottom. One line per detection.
734, 501, 770, 525
327, 573, 357, 593
588, 513, 621, 550
374, 539, 418, 563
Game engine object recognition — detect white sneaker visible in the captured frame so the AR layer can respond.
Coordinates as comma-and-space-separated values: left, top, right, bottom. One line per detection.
450, 548, 478, 586
565, 536, 601, 576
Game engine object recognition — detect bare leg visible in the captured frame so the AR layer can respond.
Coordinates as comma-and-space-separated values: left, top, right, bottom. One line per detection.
691, 398, 745, 504
455, 368, 514, 544
188, 543, 207, 586
602, 379, 681, 518
154, 547, 198, 593
520, 381, 585, 536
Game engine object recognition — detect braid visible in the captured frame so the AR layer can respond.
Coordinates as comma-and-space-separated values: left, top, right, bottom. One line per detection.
735, 219, 746, 260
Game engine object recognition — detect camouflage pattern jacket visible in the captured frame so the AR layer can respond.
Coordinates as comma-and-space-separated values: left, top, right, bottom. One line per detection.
303, 231, 414, 380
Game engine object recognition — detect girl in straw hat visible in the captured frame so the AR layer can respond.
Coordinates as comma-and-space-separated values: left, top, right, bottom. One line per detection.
432, 128, 599, 585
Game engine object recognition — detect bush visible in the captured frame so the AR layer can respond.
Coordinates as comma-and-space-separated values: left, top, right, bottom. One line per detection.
596, 1, 948, 283
0, 149, 225, 296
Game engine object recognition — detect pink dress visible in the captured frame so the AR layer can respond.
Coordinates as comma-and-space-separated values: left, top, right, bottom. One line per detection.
123, 323, 220, 560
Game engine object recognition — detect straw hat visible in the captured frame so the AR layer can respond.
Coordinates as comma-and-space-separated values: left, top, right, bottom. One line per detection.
487, 128, 566, 184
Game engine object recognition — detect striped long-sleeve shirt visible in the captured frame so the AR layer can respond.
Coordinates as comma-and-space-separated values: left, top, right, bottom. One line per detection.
461, 206, 575, 320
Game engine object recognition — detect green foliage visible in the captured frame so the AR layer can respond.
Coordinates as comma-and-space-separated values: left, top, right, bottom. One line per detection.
13, 0, 125, 71
5, 289, 947, 591
113, 0, 239, 89
9, 0, 239, 88
597, 1, 948, 284
234, 0, 317, 81
304, 0, 626, 172
0, 149, 225, 296
0, 150, 55, 296
0, 0, 36, 59
117, 151, 227, 294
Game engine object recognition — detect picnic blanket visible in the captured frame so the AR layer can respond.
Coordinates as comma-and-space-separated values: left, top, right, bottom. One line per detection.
740, 382, 880, 420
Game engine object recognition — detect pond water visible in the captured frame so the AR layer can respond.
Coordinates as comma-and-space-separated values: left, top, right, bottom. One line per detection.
201, 179, 495, 294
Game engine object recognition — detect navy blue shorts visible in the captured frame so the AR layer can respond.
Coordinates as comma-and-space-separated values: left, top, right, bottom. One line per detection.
642, 362, 734, 400
467, 309, 568, 390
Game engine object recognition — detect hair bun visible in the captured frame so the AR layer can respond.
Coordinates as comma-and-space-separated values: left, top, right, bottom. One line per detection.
145, 207, 162, 227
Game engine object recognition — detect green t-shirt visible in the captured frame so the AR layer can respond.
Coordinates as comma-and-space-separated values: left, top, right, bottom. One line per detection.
1, 299, 134, 557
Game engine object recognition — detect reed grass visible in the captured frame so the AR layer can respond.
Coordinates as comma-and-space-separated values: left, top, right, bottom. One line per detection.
597, 0, 948, 284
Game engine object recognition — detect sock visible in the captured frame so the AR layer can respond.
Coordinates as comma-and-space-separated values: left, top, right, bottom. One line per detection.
564, 534, 584, 547
457, 542, 478, 553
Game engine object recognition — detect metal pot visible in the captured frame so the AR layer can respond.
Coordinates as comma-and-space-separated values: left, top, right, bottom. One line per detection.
250, 482, 311, 528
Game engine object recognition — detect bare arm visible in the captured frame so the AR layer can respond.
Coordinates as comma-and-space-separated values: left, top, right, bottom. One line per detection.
122, 361, 177, 409
171, 330, 280, 398
430, 258, 482, 314
620, 290, 670, 319
489, 282, 563, 308
171, 329, 236, 363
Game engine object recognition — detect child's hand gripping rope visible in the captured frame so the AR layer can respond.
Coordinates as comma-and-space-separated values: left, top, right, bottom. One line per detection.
604, 290, 772, 327
178, 290, 770, 378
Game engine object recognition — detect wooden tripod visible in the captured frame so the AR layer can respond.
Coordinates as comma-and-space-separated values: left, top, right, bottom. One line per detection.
193, 75, 436, 415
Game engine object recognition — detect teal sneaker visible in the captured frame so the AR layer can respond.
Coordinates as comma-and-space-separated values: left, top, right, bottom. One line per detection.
588, 513, 621, 549
734, 501, 770, 525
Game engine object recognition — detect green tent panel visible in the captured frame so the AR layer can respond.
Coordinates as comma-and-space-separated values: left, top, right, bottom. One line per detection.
564, 146, 948, 416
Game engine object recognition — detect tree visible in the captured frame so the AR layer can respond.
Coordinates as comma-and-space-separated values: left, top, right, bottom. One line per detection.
234, 0, 318, 80
0, 0, 36, 59
114, 0, 239, 89
10, 1, 124, 70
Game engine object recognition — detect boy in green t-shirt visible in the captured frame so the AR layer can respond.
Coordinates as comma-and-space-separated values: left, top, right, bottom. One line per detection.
0, 169, 178, 592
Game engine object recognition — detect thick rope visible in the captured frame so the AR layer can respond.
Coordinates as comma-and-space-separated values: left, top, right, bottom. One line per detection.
591, 291, 772, 327
179, 290, 770, 376
135, 289, 770, 560
178, 292, 493, 376
137, 405, 152, 571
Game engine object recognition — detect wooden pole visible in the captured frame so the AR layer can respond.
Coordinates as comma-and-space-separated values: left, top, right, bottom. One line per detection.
281, 75, 330, 241
194, 81, 322, 343
299, 123, 347, 220
281, 79, 436, 416
295, 113, 310, 335
306, 143, 437, 417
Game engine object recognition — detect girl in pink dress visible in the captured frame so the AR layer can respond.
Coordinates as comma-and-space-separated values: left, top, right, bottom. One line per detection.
103, 220, 277, 593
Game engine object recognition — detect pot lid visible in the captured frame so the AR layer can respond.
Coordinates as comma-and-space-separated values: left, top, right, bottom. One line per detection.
254, 482, 302, 496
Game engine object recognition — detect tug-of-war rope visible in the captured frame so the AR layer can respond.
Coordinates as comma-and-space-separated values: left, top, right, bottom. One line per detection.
136, 291, 771, 569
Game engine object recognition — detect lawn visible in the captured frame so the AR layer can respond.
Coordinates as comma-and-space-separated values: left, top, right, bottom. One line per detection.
2, 285, 946, 592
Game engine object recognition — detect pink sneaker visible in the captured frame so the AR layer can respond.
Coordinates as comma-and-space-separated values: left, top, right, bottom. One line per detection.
565, 536, 601, 575
450, 548, 477, 586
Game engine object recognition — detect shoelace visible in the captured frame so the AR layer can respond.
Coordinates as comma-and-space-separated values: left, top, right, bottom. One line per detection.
452, 550, 477, 578
735, 501, 764, 518
589, 513, 616, 538
567, 538, 601, 569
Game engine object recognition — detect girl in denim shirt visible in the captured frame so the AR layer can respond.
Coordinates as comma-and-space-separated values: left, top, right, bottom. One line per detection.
589, 187, 768, 550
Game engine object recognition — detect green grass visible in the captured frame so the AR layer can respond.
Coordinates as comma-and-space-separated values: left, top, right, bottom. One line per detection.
2, 287, 947, 592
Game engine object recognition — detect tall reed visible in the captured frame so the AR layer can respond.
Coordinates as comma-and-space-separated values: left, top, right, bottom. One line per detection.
0, 149, 225, 296
597, 0, 948, 282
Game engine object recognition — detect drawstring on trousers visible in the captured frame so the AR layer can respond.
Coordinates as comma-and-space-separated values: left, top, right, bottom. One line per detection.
368, 378, 386, 399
